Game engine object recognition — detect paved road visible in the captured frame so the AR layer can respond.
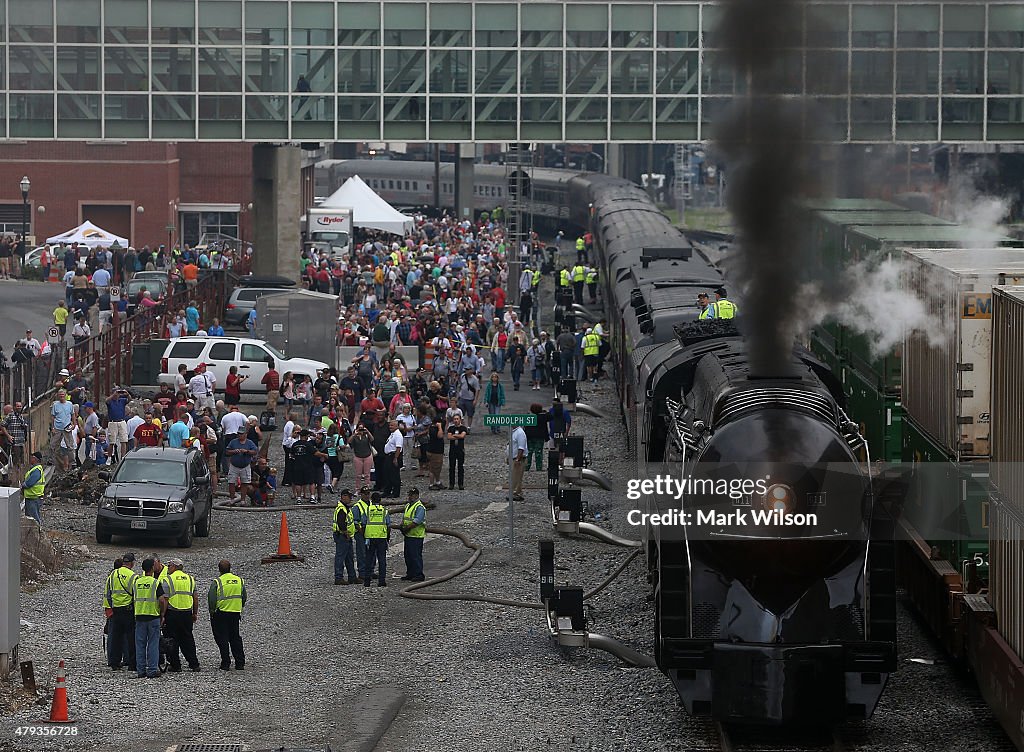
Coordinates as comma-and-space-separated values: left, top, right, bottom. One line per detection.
0, 279, 64, 350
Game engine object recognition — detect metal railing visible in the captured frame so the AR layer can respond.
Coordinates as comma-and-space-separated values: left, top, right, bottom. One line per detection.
8, 271, 233, 454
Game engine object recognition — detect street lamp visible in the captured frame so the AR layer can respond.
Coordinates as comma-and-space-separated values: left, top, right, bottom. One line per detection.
19, 176, 30, 261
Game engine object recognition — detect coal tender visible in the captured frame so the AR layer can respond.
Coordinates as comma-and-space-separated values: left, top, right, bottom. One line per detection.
579, 176, 897, 725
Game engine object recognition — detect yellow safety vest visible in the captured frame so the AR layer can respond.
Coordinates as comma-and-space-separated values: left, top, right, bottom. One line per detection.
531, 270, 541, 287
354, 499, 370, 535
403, 500, 426, 539
23, 464, 45, 499
559, 269, 571, 287
104, 566, 137, 609
583, 334, 600, 356
166, 570, 196, 611
364, 503, 389, 539
699, 306, 713, 320
333, 502, 356, 537
215, 573, 244, 613
132, 575, 161, 617
572, 265, 585, 282
714, 299, 737, 319
585, 270, 597, 284
575, 237, 585, 251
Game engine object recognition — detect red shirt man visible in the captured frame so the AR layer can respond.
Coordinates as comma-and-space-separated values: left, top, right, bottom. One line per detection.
491, 287, 506, 310
133, 416, 162, 447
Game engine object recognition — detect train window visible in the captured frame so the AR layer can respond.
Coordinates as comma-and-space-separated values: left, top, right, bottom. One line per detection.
497, 186, 502, 197
413, 181, 418, 190
388, 180, 394, 189
404, 180, 410, 190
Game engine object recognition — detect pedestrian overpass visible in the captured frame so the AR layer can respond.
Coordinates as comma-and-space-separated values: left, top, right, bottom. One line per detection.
4, 0, 1023, 144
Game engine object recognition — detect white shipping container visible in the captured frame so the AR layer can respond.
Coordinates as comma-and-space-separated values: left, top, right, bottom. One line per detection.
902, 248, 1024, 459
990, 286, 1024, 511
989, 498, 1024, 661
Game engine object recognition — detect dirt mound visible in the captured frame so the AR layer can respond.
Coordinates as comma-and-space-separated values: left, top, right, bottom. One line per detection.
20, 518, 63, 586
48, 465, 107, 507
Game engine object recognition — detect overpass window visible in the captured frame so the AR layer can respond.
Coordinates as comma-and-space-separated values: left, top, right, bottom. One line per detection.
10, 0, 54, 42
567, 4, 608, 48
152, 0, 195, 44
655, 5, 699, 48
337, 2, 380, 46
476, 4, 517, 47
292, 1, 334, 46
611, 5, 652, 48
106, 0, 150, 44
944, 4, 985, 48
384, 2, 427, 46
520, 3, 562, 47
430, 3, 471, 46
57, 0, 100, 43
198, 0, 243, 44
245, 0, 288, 46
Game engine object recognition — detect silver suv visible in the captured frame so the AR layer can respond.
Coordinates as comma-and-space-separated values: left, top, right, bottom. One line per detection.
224, 287, 290, 328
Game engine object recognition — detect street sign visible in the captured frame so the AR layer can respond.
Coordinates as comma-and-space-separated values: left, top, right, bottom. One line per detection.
109, 285, 121, 302
165, 224, 176, 232
484, 414, 537, 428
46, 327, 59, 343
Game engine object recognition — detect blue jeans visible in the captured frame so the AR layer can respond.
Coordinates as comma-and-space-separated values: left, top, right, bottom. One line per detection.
354, 532, 367, 579
404, 536, 424, 580
487, 402, 501, 433
334, 533, 356, 581
24, 498, 42, 525
365, 539, 387, 584
491, 349, 505, 373
560, 351, 573, 378
511, 363, 523, 387
135, 618, 161, 677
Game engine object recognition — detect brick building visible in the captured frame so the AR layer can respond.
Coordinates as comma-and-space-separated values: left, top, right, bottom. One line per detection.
0, 142, 258, 249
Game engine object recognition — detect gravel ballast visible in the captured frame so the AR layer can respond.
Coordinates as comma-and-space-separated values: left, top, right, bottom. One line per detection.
1, 295, 1014, 752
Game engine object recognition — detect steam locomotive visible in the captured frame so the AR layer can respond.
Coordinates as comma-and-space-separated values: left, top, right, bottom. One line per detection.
579, 173, 898, 725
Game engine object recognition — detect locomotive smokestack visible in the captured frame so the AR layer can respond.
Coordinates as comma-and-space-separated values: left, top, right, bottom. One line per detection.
712, 0, 844, 378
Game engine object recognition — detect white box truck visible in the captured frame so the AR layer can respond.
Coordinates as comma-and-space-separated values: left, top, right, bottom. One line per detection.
304, 207, 353, 259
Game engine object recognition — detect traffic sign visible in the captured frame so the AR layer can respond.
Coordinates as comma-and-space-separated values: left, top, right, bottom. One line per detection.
47, 327, 60, 342
109, 285, 121, 302
484, 414, 537, 427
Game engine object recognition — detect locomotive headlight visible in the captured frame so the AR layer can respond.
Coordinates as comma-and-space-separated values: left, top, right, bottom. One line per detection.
764, 484, 794, 513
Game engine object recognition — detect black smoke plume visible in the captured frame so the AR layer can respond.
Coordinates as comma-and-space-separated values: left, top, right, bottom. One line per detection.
712, 0, 844, 376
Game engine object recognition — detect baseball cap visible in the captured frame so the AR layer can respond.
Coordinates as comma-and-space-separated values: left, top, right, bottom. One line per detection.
121, 552, 135, 562
84, 401, 94, 408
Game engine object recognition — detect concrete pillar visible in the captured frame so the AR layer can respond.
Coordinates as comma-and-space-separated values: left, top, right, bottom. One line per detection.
606, 143, 624, 178
454, 143, 475, 221
252, 144, 302, 280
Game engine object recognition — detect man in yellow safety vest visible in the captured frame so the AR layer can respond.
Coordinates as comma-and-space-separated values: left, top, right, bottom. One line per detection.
698, 293, 714, 320
21, 450, 45, 525
132, 557, 167, 678
163, 558, 200, 672
582, 328, 602, 384
333, 489, 358, 585
712, 287, 738, 319
363, 491, 391, 587
208, 559, 246, 670
400, 487, 427, 582
585, 267, 598, 304
103, 551, 137, 671
571, 263, 586, 304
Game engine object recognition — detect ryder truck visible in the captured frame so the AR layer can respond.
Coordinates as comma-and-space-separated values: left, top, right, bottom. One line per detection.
304, 207, 353, 259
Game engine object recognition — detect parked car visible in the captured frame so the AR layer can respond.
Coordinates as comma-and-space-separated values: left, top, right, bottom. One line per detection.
131, 270, 168, 284
156, 336, 329, 396
224, 286, 291, 328
124, 278, 169, 316
96, 447, 213, 548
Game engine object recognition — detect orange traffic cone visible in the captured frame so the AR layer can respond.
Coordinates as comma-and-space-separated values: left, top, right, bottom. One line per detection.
48, 265, 59, 283
46, 661, 74, 723
261, 512, 305, 564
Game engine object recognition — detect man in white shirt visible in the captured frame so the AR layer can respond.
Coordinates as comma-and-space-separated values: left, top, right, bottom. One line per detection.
188, 363, 216, 411
281, 411, 298, 486
125, 408, 145, 452
382, 419, 404, 498
510, 425, 528, 501
220, 404, 247, 437
23, 330, 41, 357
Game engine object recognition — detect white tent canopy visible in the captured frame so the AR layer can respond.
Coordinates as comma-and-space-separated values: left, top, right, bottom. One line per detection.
319, 174, 414, 234
46, 220, 128, 249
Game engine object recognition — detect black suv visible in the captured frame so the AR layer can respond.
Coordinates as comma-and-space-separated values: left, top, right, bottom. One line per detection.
96, 447, 213, 548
